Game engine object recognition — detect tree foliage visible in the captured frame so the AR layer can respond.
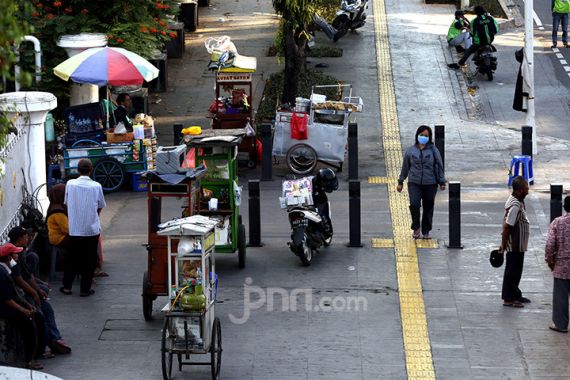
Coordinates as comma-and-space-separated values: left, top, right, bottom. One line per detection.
0, 0, 32, 153
18, 0, 179, 105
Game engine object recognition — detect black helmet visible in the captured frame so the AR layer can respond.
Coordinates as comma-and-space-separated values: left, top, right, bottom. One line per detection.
316, 168, 338, 193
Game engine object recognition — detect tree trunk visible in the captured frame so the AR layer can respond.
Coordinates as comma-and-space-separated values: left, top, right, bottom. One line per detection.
281, 23, 307, 105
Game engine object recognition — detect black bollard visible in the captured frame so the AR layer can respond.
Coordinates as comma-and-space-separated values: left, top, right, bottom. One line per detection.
447, 181, 463, 249
248, 180, 263, 247
260, 123, 273, 181
173, 123, 184, 145
550, 184, 563, 223
348, 123, 358, 180
347, 180, 363, 247
435, 125, 445, 169
522, 126, 533, 157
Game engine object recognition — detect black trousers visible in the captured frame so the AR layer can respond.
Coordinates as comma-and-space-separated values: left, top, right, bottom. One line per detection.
408, 183, 438, 234
502, 251, 525, 302
458, 44, 479, 65
3, 310, 46, 363
552, 278, 570, 329
63, 235, 99, 293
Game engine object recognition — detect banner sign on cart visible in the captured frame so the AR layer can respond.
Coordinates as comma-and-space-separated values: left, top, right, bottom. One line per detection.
216, 73, 252, 82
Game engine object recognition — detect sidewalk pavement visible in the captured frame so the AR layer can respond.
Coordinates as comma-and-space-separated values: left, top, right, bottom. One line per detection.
39, 0, 570, 379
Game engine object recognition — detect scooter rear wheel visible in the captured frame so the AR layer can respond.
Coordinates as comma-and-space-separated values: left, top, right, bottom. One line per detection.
299, 237, 313, 266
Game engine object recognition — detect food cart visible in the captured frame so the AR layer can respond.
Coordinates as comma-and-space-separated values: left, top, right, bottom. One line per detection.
209, 66, 258, 168
62, 102, 157, 192
272, 84, 363, 174
157, 215, 222, 380
142, 168, 206, 321
184, 129, 247, 268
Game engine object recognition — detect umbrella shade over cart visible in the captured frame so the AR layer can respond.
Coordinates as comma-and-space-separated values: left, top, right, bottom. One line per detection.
53, 47, 159, 86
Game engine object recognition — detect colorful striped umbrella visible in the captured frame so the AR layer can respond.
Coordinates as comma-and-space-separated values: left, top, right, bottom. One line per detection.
53, 47, 159, 86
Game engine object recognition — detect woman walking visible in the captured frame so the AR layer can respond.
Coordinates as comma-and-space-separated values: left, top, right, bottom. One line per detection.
397, 125, 446, 239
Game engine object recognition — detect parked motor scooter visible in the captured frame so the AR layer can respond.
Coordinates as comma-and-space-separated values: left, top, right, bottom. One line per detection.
332, 0, 369, 42
285, 169, 338, 266
473, 44, 498, 81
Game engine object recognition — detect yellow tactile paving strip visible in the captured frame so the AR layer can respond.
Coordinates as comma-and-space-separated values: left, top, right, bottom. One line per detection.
372, 0, 436, 378
372, 238, 439, 249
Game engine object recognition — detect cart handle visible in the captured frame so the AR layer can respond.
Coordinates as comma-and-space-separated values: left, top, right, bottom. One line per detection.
70, 139, 104, 148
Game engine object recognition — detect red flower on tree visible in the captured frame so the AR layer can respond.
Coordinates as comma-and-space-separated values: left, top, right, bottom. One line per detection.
46, 13, 55, 20
64, 7, 73, 14
53, 1, 62, 7
169, 32, 177, 38
81, 8, 88, 14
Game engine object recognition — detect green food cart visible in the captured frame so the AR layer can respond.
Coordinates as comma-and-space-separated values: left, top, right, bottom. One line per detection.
184, 129, 247, 268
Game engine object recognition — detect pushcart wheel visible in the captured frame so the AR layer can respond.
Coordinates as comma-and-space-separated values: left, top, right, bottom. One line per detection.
92, 158, 126, 192
238, 224, 246, 269
247, 160, 257, 169
210, 317, 222, 380
286, 143, 318, 175
161, 317, 174, 380
142, 271, 153, 321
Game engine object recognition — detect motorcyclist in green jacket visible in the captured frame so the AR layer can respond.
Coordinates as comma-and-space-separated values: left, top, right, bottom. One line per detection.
447, 10, 472, 53
448, 6, 498, 69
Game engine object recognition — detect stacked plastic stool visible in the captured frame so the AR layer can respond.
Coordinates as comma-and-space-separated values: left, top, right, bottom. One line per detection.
508, 155, 534, 186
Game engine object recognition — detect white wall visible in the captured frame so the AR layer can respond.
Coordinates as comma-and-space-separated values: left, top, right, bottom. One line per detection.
0, 127, 34, 243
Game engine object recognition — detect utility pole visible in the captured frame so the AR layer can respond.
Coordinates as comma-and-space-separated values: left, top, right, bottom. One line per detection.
524, 0, 537, 154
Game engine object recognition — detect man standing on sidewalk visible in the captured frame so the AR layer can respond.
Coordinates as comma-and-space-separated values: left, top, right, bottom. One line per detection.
551, 0, 569, 48
545, 196, 570, 332
499, 176, 530, 308
61, 159, 106, 297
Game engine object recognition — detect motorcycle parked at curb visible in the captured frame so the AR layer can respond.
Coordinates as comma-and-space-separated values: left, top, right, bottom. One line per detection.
473, 44, 498, 81
332, 0, 369, 42
282, 169, 339, 266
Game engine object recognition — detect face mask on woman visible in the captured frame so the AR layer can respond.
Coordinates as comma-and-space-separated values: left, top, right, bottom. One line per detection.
9, 259, 17, 268
417, 135, 429, 145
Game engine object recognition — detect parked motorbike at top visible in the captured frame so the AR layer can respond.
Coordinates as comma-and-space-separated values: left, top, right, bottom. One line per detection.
473, 44, 498, 81
332, 0, 369, 41
282, 169, 339, 266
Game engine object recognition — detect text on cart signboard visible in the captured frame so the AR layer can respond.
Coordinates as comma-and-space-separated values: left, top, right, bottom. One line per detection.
216, 73, 252, 82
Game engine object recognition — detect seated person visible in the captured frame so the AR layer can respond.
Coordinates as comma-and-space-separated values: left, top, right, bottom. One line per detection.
9, 226, 39, 278
447, 10, 472, 53
10, 236, 71, 355
113, 93, 133, 132
0, 243, 47, 370
47, 184, 69, 249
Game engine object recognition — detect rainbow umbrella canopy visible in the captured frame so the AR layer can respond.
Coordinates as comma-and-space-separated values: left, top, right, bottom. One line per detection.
53, 47, 159, 86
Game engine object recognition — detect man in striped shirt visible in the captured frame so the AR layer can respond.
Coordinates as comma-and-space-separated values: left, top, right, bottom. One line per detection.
61, 159, 106, 297
499, 176, 530, 308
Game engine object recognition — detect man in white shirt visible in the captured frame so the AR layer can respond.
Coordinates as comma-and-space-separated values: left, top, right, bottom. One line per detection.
61, 159, 106, 297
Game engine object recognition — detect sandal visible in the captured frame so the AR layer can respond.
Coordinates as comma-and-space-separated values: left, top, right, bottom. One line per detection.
28, 361, 43, 370
59, 287, 72, 295
41, 351, 56, 359
503, 301, 524, 308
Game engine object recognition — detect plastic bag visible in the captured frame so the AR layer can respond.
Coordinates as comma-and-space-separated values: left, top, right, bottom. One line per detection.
245, 122, 255, 137
205, 36, 237, 54
182, 148, 196, 169
233, 180, 242, 206
114, 122, 127, 134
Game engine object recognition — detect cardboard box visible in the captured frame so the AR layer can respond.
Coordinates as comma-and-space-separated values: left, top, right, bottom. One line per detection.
106, 130, 134, 143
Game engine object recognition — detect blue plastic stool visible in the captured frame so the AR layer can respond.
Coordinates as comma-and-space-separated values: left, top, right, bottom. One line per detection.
508, 155, 534, 186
